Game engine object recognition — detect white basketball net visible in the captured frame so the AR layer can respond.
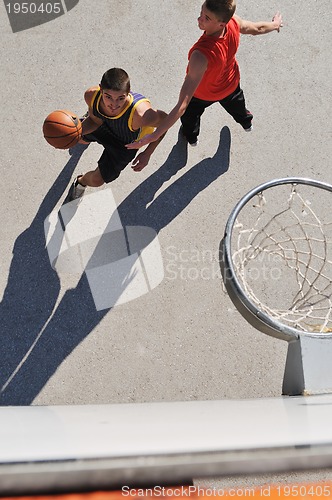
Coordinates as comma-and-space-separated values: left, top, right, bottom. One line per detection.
231, 183, 332, 333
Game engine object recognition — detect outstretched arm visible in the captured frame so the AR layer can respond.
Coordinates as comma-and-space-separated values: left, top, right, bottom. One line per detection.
234, 12, 283, 35
126, 50, 208, 150
131, 108, 168, 171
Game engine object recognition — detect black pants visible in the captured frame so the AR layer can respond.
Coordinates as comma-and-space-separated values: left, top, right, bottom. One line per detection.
180, 84, 253, 143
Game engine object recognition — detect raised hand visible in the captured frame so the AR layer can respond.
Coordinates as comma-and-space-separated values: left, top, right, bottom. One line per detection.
272, 12, 283, 32
126, 132, 158, 150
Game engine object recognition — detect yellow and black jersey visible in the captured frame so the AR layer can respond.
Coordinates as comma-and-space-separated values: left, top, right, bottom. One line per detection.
90, 88, 154, 145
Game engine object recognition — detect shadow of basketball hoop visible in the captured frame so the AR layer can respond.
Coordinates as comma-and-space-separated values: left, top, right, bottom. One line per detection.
45, 188, 164, 310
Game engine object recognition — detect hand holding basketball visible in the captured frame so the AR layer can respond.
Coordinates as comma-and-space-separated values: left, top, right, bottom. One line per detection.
43, 110, 82, 149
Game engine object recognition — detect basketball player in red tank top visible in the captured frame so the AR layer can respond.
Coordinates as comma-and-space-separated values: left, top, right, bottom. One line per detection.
127, 0, 282, 149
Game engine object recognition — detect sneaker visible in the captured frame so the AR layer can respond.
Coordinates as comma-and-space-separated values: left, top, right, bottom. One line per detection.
179, 126, 199, 146
243, 110, 253, 132
244, 124, 253, 132
66, 175, 86, 202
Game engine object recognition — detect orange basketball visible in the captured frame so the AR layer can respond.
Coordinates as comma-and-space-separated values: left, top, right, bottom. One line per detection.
43, 110, 82, 149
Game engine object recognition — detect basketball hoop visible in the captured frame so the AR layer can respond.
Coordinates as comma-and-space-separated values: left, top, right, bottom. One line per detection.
221, 178, 332, 342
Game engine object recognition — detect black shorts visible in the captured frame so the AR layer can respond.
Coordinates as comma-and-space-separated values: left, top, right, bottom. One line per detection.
83, 124, 137, 183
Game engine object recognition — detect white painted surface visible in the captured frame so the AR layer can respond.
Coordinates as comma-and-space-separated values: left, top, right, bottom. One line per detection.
1, 395, 332, 463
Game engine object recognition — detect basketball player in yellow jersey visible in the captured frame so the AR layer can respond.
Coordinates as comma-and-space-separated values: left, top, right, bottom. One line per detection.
66, 68, 167, 202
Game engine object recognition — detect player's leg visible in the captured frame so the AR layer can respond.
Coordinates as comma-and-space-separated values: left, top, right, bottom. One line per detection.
219, 85, 253, 131
180, 97, 213, 145
66, 145, 137, 202
66, 167, 104, 202
97, 146, 137, 183
77, 168, 104, 187
79, 138, 90, 145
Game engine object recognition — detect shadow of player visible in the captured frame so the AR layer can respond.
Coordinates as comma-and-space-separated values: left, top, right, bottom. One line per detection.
0, 127, 231, 405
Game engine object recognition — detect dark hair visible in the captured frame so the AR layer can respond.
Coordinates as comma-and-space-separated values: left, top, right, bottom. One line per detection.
100, 68, 130, 93
205, 0, 236, 23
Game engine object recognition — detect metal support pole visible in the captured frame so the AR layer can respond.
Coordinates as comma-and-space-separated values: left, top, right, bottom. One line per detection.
283, 336, 332, 396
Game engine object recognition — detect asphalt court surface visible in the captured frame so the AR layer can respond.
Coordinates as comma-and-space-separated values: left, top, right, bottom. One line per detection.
0, 0, 332, 486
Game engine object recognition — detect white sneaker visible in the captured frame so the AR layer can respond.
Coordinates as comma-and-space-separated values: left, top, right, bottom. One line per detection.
179, 126, 199, 146
244, 124, 253, 132
67, 175, 86, 202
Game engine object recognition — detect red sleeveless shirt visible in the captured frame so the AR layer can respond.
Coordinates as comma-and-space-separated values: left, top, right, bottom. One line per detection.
188, 17, 240, 101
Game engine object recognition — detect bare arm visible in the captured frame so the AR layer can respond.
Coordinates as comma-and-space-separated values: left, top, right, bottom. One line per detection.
140, 108, 168, 153
126, 50, 208, 150
80, 87, 103, 136
81, 115, 102, 135
131, 108, 168, 171
234, 12, 283, 35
